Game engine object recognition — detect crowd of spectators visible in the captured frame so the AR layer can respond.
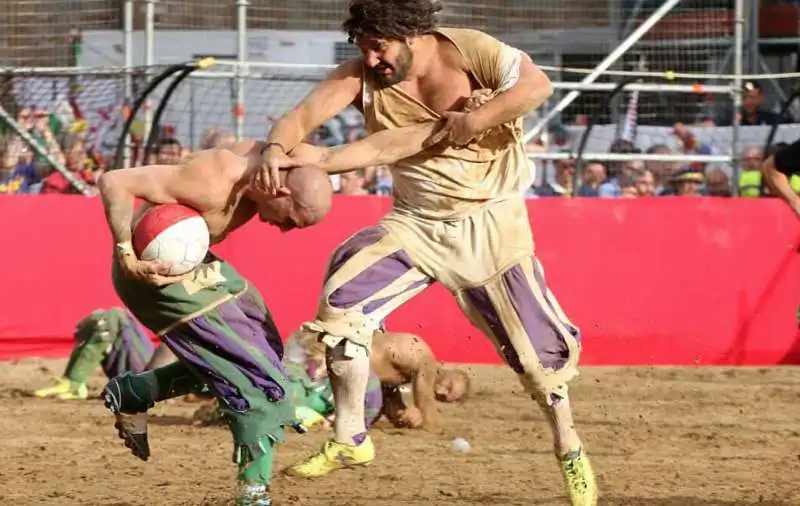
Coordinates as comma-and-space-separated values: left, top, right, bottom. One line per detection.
0, 106, 191, 195
526, 137, 800, 200
2, 80, 799, 199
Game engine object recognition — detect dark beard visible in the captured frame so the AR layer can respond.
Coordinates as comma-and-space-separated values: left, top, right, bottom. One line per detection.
372, 45, 412, 87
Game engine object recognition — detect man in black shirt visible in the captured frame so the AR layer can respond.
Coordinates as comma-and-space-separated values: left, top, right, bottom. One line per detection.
761, 139, 800, 218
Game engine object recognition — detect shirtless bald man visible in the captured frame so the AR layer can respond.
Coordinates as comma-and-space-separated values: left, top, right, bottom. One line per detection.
96, 129, 437, 506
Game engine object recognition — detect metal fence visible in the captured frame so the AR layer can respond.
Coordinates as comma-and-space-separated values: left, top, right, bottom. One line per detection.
2, 0, 800, 189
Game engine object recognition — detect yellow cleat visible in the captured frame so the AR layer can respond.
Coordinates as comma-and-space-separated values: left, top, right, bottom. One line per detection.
286, 436, 375, 478
560, 447, 598, 506
295, 406, 327, 429
33, 378, 88, 400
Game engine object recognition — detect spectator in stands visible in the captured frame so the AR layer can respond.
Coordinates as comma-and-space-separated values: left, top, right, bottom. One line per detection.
645, 144, 677, 196
737, 146, 764, 197
372, 165, 393, 196
672, 169, 705, 197
536, 157, 574, 197
28, 107, 66, 167
705, 168, 732, 197
672, 122, 717, 164
0, 142, 38, 194
40, 134, 98, 194
600, 159, 644, 199
598, 139, 641, 198
739, 81, 792, 126
576, 162, 606, 197
338, 169, 370, 195
630, 167, 656, 197
2, 107, 66, 193
154, 137, 182, 164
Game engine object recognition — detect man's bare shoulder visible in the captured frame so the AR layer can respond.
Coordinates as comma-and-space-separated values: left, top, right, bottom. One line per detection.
333, 59, 364, 80
183, 148, 246, 180
164, 149, 246, 202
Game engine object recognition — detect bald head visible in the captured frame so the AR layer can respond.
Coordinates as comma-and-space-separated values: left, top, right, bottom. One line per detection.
284, 165, 333, 225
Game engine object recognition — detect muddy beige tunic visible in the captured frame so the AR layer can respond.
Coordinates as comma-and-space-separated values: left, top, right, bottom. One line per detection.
307, 28, 581, 398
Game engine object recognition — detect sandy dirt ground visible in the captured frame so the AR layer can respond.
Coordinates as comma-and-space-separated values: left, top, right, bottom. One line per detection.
1, 359, 799, 506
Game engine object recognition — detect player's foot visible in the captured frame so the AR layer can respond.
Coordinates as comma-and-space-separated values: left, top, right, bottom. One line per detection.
295, 406, 327, 429
33, 378, 88, 400
236, 483, 272, 506
560, 447, 598, 506
285, 436, 375, 478
102, 375, 153, 462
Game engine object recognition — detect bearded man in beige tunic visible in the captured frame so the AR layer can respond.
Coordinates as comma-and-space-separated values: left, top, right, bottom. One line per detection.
257, 1, 597, 504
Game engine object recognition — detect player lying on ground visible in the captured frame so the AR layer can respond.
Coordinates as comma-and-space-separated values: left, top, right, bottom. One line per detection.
761, 138, 800, 219
260, 2, 596, 505
33, 308, 156, 400
289, 329, 470, 429
97, 141, 337, 506
31, 308, 200, 401
194, 329, 471, 429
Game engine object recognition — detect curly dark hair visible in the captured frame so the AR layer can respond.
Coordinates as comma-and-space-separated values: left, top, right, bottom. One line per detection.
343, 0, 442, 43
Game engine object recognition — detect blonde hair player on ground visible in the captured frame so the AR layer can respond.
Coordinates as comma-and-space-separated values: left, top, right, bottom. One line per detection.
258, 1, 597, 504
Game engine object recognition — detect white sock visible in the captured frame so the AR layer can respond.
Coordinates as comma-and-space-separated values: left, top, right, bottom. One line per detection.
326, 341, 371, 445
534, 390, 582, 457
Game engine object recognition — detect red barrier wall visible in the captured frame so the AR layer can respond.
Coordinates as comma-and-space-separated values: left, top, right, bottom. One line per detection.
0, 195, 798, 365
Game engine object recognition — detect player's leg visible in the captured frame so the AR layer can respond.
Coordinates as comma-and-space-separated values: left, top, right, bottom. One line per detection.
284, 329, 383, 429
290, 370, 382, 431
284, 359, 333, 428
455, 256, 597, 506
166, 285, 295, 505
34, 308, 154, 400
289, 226, 432, 477
100, 309, 156, 377
104, 360, 201, 461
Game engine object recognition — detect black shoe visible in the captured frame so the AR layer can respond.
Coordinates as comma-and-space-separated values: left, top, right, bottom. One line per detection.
102, 375, 152, 461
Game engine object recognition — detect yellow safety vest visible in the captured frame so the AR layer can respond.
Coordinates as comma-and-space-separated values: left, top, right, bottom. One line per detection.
738, 170, 800, 196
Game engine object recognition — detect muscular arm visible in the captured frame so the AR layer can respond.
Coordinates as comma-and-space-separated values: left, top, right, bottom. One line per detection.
383, 333, 439, 427
289, 122, 441, 174
469, 52, 553, 133
96, 163, 208, 245
762, 140, 800, 217
410, 351, 440, 427
267, 60, 362, 153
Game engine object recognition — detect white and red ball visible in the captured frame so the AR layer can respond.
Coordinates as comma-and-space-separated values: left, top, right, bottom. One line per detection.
132, 204, 210, 276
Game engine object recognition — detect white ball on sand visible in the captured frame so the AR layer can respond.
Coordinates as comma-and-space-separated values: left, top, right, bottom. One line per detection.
451, 437, 470, 453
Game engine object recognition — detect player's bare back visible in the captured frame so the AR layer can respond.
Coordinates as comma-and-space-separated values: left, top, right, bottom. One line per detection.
132, 141, 267, 244
369, 332, 434, 386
